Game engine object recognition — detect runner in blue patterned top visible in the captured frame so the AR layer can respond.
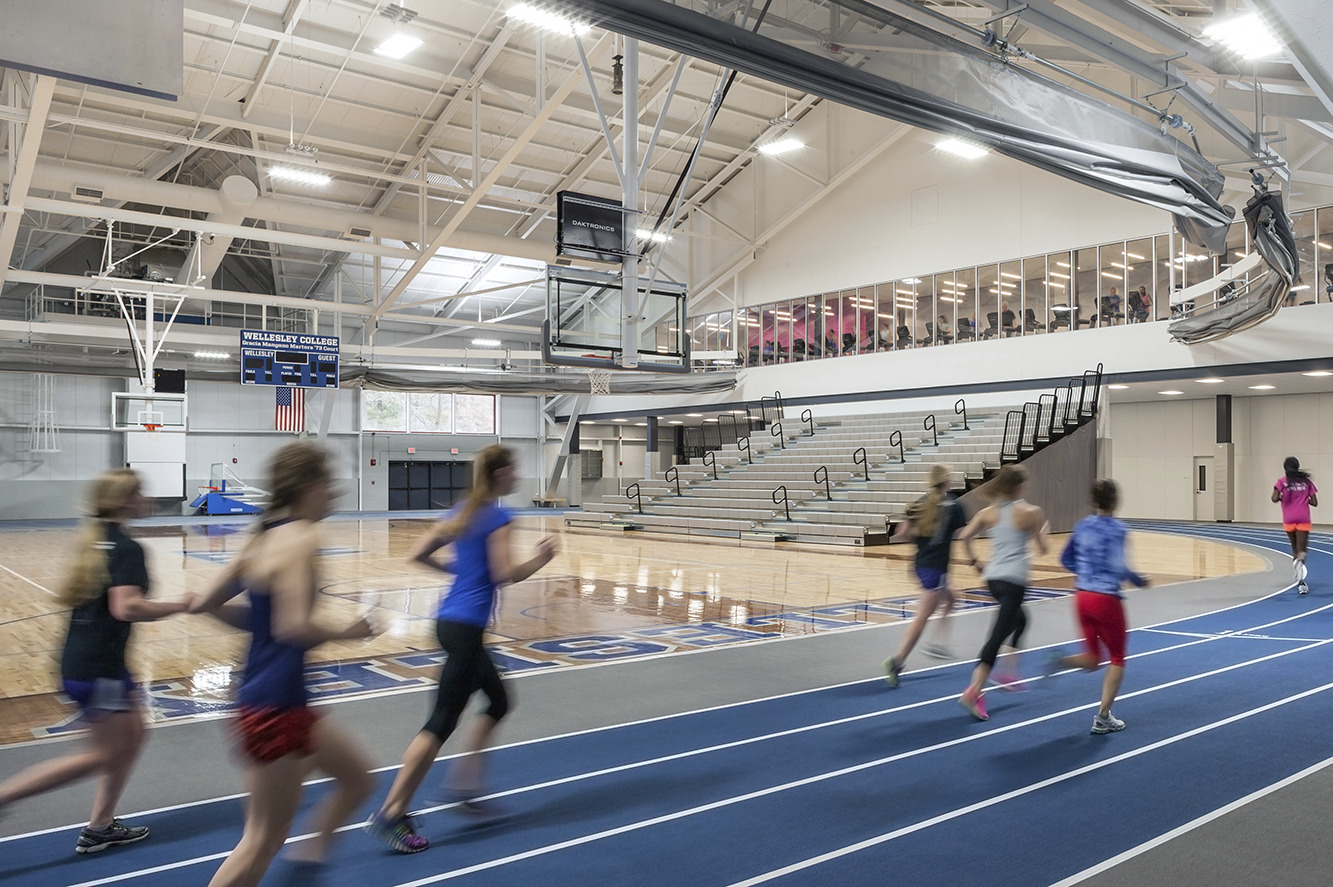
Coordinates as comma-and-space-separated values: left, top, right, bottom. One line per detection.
194, 442, 378, 887
367, 445, 556, 854
0, 470, 191, 855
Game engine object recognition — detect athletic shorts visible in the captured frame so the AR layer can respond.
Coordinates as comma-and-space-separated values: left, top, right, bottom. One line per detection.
1284, 522, 1313, 533
233, 706, 320, 763
1075, 590, 1127, 667
61, 675, 140, 719
914, 566, 946, 592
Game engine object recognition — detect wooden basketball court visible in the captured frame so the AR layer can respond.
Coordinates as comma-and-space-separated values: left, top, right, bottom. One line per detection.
0, 516, 1263, 745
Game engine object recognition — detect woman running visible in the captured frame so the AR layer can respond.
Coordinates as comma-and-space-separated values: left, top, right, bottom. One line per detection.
1047, 479, 1149, 734
956, 464, 1049, 720
366, 445, 556, 853
0, 469, 191, 854
883, 462, 969, 687
194, 442, 377, 887
1273, 456, 1318, 594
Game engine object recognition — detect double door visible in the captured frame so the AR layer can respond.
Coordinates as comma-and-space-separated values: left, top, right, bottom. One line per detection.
388, 460, 470, 511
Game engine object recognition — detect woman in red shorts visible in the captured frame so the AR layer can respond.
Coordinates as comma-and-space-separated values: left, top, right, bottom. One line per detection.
1273, 456, 1318, 594
1047, 479, 1149, 734
194, 442, 377, 887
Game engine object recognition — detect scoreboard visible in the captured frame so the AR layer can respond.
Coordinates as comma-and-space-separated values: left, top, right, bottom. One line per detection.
240, 330, 339, 388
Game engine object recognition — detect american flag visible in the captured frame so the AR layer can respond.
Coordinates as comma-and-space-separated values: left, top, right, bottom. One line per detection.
275, 386, 305, 432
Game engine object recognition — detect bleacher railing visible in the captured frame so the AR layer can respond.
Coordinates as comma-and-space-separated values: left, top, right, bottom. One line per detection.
625, 482, 643, 514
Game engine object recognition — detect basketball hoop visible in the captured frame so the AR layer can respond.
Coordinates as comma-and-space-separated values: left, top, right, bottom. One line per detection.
588, 368, 612, 396
143, 423, 162, 439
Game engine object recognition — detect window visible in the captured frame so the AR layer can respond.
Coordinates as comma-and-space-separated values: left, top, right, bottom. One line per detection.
454, 394, 496, 434
409, 393, 452, 433
361, 392, 495, 434
363, 390, 407, 432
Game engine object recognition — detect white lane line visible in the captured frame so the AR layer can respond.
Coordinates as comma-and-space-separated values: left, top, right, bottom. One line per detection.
0, 562, 54, 596
1047, 754, 1333, 886
728, 679, 1333, 887
1142, 629, 1326, 642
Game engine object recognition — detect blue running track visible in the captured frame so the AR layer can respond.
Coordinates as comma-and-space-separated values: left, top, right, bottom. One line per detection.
2, 523, 1329, 887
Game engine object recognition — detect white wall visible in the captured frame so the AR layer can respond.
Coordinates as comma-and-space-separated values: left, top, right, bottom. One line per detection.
1109, 391, 1333, 523
0, 373, 548, 519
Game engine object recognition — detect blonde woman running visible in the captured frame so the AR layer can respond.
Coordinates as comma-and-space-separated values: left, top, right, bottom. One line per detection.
366, 445, 556, 853
956, 465, 1049, 720
0, 469, 191, 853
195, 443, 377, 887
883, 463, 969, 687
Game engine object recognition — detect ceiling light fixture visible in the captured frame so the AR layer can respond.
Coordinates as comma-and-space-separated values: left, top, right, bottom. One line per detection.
1249, 384, 1275, 390
269, 166, 331, 187
374, 33, 422, 59
1204, 13, 1283, 59
1302, 370, 1333, 377
936, 137, 988, 159
193, 351, 229, 360
1158, 390, 1184, 395
1108, 384, 1129, 390
508, 2, 591, 35
471, 338, 502, 347
1196, 378, 1225, 384
758, 136, 803, 156
635, 228, 671, 243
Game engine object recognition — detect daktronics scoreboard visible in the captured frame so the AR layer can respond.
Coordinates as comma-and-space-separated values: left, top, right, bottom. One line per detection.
240, 330, 339, 388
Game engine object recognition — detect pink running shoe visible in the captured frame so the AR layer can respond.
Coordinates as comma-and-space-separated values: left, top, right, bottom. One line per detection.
960, 688, 989, 721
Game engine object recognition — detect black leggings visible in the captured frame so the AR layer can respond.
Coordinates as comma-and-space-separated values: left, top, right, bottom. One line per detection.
422, 619, 510, 740
978, 579, 1028, 668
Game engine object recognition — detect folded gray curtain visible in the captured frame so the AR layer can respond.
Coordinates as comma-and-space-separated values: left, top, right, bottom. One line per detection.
340, 366, 737, 395
1168, 186, 1298, 344
546, 0, 1233, 253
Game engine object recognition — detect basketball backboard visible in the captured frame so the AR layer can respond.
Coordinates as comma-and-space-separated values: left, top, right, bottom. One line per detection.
112, 392, 187, 432
543, 266, 690, 373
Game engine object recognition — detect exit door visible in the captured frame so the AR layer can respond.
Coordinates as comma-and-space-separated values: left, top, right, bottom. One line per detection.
1193, 456, 1214, 522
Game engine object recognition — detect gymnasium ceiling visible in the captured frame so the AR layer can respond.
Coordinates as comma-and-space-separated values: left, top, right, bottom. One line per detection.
1, 0, 1332, 379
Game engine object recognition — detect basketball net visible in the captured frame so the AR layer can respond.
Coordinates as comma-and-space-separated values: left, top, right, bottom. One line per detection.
588, 368, 612, 396
143, 423, 162, 441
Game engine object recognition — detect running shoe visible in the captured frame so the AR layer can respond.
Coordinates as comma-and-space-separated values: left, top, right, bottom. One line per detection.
922, 644, 952, 660
1091, 713, 1126, 734
75, 819, 149, 854
989, 672, 1028, 693
1299, 581, 1309, 595
882, 656, 902, 689
959, 688, 988, 721
363, 812, 430, 853
1042, 649, 1066, 678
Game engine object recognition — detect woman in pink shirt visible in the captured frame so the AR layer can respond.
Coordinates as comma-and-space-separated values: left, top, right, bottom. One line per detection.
1272, 456, 1318, 594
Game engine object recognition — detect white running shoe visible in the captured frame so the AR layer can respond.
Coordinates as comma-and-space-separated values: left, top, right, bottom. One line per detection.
1299, 581, 1309, 595
1091, 713, 1126, 734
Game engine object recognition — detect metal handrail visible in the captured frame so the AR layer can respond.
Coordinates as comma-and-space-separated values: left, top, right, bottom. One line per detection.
738, 435, 753, 464
853, 447, 869, 481
718, 413, 739, 445
955, 398, 969, 430
924, 414, 938, 446
774, 390, 785, 419
1036, 393, 1057, 442
1021, 402, 1041, 454
770, 422, 785, 449
889, 430, 904, 463
665, 465, 681, 495
772, 485, 791, 521
1000, 410, 1026, 463
625, 482, 643, 513
814, 465, 831, 499
801, 408, 815, 435
702, 449, 718, 480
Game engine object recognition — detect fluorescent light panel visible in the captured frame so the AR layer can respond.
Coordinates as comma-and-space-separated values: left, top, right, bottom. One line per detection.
508, 2, 591, 35
471, 338, 501, 347
1205, 13, 1283, 59
936, 138, 988, 159
374, 33, 422, 59
758, 136, 803, 156
269, 166, 331, 186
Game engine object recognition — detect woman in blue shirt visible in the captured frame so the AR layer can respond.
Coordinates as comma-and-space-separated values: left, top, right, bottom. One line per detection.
366, 445, 556, 853
1048, 479, 1149, 735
